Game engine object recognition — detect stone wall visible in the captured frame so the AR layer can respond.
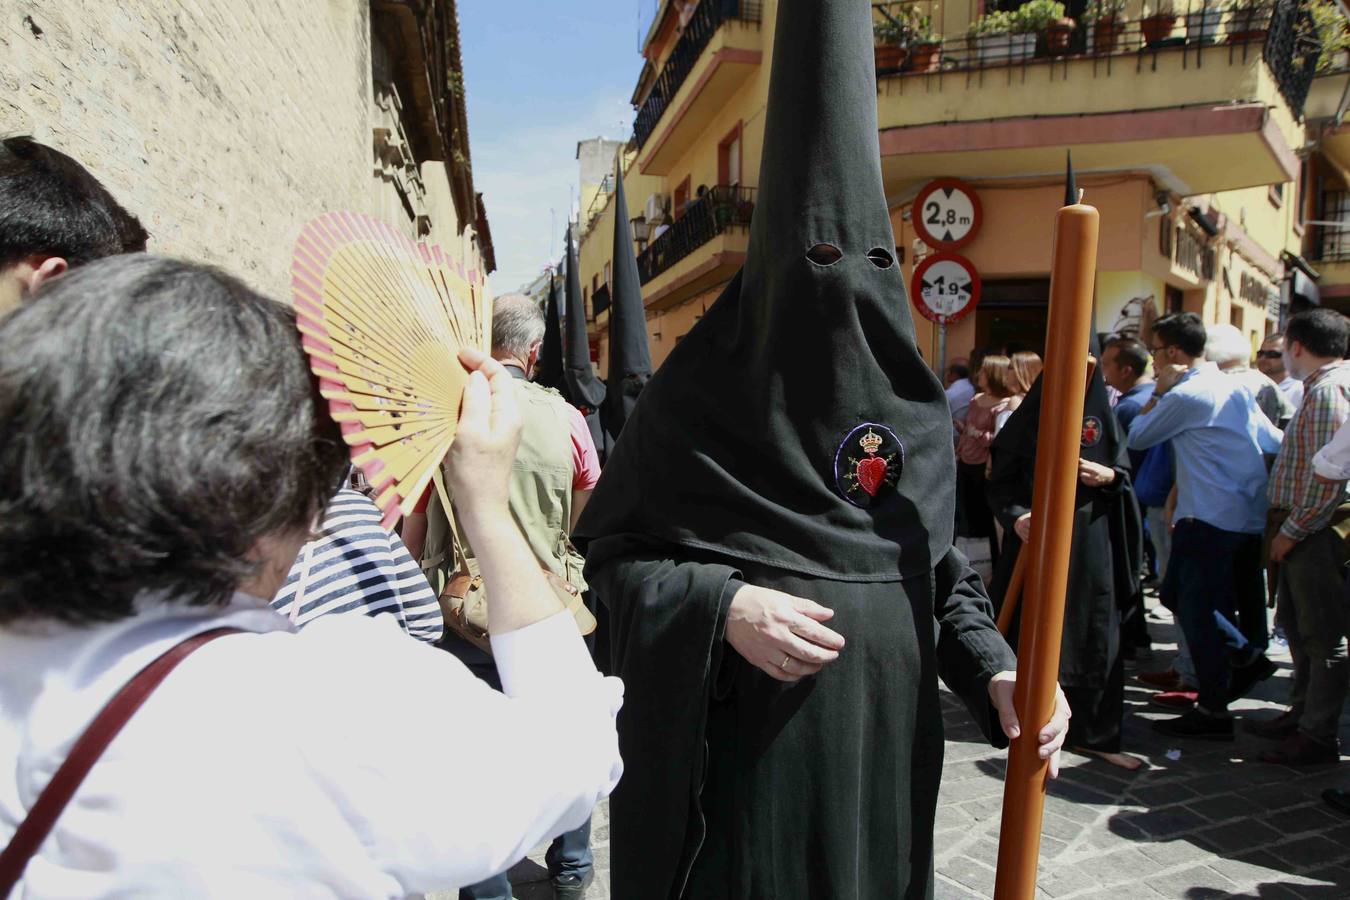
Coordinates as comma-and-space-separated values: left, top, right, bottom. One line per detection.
1, 0, 483, 299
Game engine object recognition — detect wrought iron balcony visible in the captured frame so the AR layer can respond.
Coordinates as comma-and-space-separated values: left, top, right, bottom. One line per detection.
637, 185, 756, 285
633, 0, 763, 151
591, 283, 611, 319
874, 1, 1320, 119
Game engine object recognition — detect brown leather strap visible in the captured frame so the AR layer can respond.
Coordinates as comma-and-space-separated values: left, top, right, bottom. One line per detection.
0, 626, 243, 895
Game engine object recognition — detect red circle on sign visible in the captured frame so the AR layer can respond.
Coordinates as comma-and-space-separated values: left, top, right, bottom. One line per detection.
910, 253, 981, 326
912, 178, 983, 251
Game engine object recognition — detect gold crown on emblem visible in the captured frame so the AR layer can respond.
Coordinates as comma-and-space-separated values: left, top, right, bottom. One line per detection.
859, 429, 884, 454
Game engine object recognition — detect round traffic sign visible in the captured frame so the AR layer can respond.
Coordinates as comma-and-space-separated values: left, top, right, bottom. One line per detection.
911, 253, 981, 325
912, 178, 982, 250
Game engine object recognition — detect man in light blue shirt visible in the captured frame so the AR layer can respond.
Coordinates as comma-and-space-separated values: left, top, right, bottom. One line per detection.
1128, 312, 1283, 740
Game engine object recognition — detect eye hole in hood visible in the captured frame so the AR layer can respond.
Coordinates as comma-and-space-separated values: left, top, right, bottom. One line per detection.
866, 247, 894, 269
806, 243, 843, 266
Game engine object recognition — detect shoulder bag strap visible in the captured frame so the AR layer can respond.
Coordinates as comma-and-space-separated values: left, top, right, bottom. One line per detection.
0, 626, 244, 896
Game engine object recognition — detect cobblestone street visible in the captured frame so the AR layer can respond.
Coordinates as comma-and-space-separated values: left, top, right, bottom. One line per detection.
498, 585, 1349, 899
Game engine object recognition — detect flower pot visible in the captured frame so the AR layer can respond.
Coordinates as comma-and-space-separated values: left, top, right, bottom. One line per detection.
1091, 15, 1126, 53
1141, 13, 1178, 46
973, 31, 1011, 65
910, 41, 943, 72
875, 44, 908, 69
1010, 32, 1037, 60
1043, 17, 1076, 55
1185, 7, 1223, 44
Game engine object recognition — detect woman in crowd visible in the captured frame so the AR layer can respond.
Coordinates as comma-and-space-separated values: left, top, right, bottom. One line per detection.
956, 354, 1022, 565
0, 255, 622, 897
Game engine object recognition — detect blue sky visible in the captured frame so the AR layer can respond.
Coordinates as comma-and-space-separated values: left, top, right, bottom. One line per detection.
460, 1, 656, 294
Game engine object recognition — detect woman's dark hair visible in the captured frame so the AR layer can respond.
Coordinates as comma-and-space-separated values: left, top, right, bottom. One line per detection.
1285, 309, 1349, 360
1152, 311, 1207, 359
0, 255, 350, 623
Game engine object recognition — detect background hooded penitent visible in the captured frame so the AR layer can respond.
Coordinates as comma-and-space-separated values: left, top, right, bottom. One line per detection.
563, 227, 606, 449
575, 0, 958, 581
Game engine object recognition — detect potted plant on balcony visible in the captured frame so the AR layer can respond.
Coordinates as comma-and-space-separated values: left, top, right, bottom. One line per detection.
1017, 0, 1076, 56
970, 10, 1021, 65
1086, 0, 1129, 54
908, 11, 944, 72
1186, 1, 1224, 44
1310, 0, 1350, 70
1225, 0, 1269, 43
1141, 0, 1179, 46
874, 14, 909, 70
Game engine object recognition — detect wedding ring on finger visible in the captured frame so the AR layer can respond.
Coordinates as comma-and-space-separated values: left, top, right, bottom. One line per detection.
779, 653, 792, 670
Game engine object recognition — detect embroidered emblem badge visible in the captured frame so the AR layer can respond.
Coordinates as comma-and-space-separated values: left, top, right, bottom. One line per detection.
835, 423, 903, 507
1081, 415, 1103, 448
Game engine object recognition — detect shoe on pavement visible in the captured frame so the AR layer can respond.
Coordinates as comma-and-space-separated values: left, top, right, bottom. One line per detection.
1137, 669, 1182, 691
1259, 733, 1341, 766
1152, 709, 1235, 741
1149, 690, 1198, 710
1227, 654, 1277, 702
1244, 709, 1300, 740
553, 870, 594, 900
1324, 788, 1350, 816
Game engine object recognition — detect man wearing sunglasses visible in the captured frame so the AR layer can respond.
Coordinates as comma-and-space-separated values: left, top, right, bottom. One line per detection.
1257, 333, 1306, 413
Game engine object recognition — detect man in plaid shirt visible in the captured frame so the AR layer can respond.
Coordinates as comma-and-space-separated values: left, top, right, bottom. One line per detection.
1251, 309, 1350, 765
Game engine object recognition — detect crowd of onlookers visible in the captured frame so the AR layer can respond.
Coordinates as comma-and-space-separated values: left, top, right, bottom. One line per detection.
944, 308, 1349, 810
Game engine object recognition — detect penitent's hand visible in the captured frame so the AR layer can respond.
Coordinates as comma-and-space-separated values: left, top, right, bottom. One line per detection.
725, 585, 846, 683
444, 348, 523, 525
988, 671, 1071, 779
1077, 459, 1117, 488
1014, 513, 1032, 543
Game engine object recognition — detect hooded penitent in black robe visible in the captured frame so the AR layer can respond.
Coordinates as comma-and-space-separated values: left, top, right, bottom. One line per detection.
563, 227, 607, 451
987, 368, 1143, 753
598, 158, 652, 458
533, 274, 567, 393
573, 3, 1018, 897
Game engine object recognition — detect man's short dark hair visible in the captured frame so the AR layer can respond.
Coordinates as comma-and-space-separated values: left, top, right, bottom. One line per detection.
947, 362, 969, 380
0, 135, 149, 269
1285, 309, 1349, 360
0, 255, 350, 624
1152, 312, 1207, 358
1105, 336, 1149, 379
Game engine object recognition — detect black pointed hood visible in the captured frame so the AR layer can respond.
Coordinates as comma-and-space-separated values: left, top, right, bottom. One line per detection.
576, 0, 954, 580
563, 226, 607, 412
533, 272, 566, 392
599, 158, 653, 454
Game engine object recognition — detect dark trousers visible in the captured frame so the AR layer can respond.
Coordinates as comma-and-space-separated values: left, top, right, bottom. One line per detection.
1276, 526, 1350, 745
956, 460, 999, 566
446, 643, 595, 899
1169, 519, 1262, 713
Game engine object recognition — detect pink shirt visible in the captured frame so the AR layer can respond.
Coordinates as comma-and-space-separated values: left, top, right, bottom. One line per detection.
565, 404, 601, 491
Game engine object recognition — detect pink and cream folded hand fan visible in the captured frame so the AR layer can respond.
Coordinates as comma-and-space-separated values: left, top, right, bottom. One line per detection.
291, 212, 491, 528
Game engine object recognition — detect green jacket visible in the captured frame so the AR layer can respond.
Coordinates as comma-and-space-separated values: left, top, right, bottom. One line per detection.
423, 375, 587, 593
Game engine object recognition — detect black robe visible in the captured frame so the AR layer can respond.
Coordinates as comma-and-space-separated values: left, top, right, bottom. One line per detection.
987, 376, 1143, 752
576, 3, 1021, 897
586, 536, 1016, 899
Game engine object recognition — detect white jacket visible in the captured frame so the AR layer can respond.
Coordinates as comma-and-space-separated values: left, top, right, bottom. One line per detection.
0, 595, 622, 898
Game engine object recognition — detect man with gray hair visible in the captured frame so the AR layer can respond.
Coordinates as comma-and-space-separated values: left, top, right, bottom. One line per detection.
1206, 323, 1294, 429
423, 293, 603, 900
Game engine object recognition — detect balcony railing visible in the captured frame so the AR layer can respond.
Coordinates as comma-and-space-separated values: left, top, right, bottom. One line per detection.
591, 283, 611, 319
875, 2, 1322, 117
637, 185, 756, 285
633, 0, 763, 151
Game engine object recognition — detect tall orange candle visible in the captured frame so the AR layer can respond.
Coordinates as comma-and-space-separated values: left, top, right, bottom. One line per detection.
993, 167, 1099, 900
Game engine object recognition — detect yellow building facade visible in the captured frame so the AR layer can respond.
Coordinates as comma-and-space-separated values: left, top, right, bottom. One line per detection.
579, 0, 1348, 374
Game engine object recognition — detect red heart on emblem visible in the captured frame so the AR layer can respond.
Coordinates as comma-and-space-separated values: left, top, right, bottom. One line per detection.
857, 456, 887, 496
